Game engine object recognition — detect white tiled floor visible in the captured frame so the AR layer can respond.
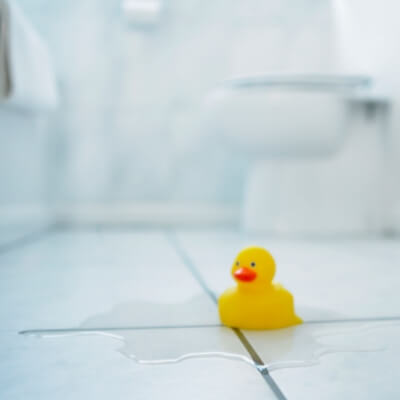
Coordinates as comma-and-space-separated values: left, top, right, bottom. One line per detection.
0, 225, 49, 251
1, 227, 400, 399
0, 332, 275, 400
271, 322, 400, 399
0, 230, 217, 330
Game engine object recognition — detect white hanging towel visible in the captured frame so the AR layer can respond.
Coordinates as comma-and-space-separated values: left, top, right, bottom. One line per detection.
0, 0, 58, 110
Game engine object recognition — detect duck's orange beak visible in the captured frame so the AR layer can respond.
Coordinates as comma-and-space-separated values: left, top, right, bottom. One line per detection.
234, 267, 257, 282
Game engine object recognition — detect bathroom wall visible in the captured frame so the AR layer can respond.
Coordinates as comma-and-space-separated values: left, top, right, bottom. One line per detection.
333, 0, 400, 226
0, 0, 346, 217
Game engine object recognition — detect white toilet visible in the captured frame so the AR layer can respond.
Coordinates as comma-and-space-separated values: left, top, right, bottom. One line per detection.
203, 75, 389, 235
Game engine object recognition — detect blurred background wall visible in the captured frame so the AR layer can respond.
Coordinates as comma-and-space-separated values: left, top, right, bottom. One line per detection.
0, 0, 398, 227
0, 1, 338, 205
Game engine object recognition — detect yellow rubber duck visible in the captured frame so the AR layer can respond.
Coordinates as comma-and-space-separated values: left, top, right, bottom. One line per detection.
218, 246, 302, 330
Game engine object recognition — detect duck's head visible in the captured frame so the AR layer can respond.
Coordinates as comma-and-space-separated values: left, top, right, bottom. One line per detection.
231, 246, 275, 289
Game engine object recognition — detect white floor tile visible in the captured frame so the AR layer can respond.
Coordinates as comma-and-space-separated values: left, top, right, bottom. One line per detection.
0, 230, 218, 331
0, 331, 275, 400
176, 230, 400, 320
0, 225, 48, 248
4, 228, 399, 399
269, 321, 400, 399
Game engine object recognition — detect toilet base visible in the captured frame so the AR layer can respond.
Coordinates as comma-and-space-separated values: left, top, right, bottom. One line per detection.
242, 157, 386, 236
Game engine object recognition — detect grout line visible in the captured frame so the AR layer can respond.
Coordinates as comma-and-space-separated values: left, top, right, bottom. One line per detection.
19, 324, 223, 335
20, 315, 400, 337
168, 230, 288, 400
232, 328, 287, 399
0, 224, 56, 256
167, 231, 218, 304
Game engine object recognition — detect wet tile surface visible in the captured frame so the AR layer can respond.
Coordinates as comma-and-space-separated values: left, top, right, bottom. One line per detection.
270, 322, 400, 399
0, 331, 275, 400
2, 227, 400, 399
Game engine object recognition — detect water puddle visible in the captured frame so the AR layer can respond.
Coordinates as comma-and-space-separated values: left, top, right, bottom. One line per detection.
20, 297, 393, 371
244, 321, 387, 371
80, 294, 219, 328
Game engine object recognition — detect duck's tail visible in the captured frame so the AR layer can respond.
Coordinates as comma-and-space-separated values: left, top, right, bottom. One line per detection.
294, 314, 303, 325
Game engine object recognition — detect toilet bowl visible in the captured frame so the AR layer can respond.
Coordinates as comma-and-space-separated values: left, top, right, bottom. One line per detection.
203, 74, 388, 235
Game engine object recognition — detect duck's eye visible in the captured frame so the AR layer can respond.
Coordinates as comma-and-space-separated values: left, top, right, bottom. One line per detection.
236, 261, 240, 266
250, 262, 256, 267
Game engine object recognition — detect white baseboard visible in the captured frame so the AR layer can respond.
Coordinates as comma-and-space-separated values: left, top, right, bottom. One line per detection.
392, 204, 400, 233
0, 203, 241, 227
